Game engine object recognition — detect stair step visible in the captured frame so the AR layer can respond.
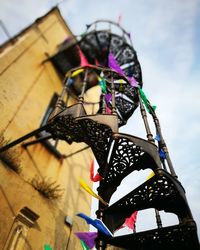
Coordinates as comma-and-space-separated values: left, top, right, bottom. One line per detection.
103, 169, 193, 232
103, 223, 199, 250
98, 134, 161, 202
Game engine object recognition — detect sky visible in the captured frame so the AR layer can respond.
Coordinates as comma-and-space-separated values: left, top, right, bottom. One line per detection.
0, 0, 200, 241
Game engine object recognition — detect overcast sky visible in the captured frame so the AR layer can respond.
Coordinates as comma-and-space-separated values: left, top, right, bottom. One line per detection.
0, 0, 199, 240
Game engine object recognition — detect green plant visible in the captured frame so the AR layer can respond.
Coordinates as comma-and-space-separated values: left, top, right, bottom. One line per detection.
0, 133, 22, 174
31, 176, 63, 200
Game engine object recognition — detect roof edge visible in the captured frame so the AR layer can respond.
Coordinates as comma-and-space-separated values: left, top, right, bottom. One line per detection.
0, 6, 73, 51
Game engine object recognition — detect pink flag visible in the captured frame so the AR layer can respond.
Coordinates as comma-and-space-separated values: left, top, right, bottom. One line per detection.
77, 47, 89, 67
124, 211, 138, 230
128, 76, 138, 87
117, 15, 122, 25
106, 106, 112, 114
90, 160, 102, 182
116, 211, 138, 231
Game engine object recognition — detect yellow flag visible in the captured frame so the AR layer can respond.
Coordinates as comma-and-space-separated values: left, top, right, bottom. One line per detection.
71, 69, 84, 77
146, 171, 155, 181
66, 69, 84, 77
146, 171, 155, 197
79, 179, 108, 206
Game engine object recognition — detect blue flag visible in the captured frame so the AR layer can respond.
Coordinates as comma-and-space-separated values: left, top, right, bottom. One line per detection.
77, 213, 113, 237
159, 149, 166, 159
155, 133, 160, 141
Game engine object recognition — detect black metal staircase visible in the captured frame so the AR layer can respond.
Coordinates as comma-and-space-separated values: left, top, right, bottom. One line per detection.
0, 20, 199, 250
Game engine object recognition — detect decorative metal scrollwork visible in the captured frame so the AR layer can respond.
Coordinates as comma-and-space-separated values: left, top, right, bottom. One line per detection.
104, 223, 199, 250
77, 118, 113, 170
98, 136, 161, 202
103, 170, 193, 233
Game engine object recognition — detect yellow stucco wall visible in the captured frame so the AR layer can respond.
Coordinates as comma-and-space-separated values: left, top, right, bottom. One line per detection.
0, 8, 94, 250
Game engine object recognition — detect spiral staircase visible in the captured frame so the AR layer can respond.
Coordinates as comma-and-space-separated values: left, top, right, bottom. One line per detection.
0, 20, 199, 250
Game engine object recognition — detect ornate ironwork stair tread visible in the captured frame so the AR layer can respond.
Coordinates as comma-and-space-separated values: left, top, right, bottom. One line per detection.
103, 169, 193, 232
102, 223, 199, 250
76, 118, 113, 169
98, 134, 161, 202
76, 114, 118, 133
50, 116, 113, 169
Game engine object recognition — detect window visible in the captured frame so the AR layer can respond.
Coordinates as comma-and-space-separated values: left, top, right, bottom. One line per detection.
37, 93, 62, 159
3, 207, 39, 250
49, 42, 80, 78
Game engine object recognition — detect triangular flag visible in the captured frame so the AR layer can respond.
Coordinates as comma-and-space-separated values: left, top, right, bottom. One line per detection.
154, 133, 161, 142
77, 213, 113, 237
117, 14, 122, 25
80, 240, 90, 250
108, 53, 124, 76
104, 93, 112, 104
71, 69, 84, 78
79, 179, 108, 205
106, 106, 112, 114
75, 232, 97, 249
98, 76, 107, 94
90, 160, 102, 182
127, 32, 131, 39
108, 53, 139, 88
117, 211, 138, 231
138, 87, 156, 114
116, 210, 138, 231
146, 171, 155, 180
86, 24, 91, 29
68, 78, 74, 86
44, 244, 53, 250
159, 149, 166, 159
77, 47, 89, 67
128, 76, 138, 87
124, 211, 138, 230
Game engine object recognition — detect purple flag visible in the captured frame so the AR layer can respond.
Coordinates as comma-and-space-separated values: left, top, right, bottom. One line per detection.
108, 53, 139, 87
75, 232, 97, 249
104, 93, 112, 104
108, 53, 125, 76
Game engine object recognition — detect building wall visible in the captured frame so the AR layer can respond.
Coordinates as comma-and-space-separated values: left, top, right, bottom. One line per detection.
0, 8, 93, 250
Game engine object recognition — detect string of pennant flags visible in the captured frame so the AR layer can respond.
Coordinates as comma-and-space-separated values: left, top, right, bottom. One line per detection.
63, 23, 174, 250
67, 48, 157, 116
68, 48, 166, 249
75, 158, 157, 249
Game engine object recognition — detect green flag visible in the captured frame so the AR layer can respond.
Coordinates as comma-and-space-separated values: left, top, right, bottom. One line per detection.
44, 244, 53, 250
138, 87, 156, 113
98, 76, 107, 93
